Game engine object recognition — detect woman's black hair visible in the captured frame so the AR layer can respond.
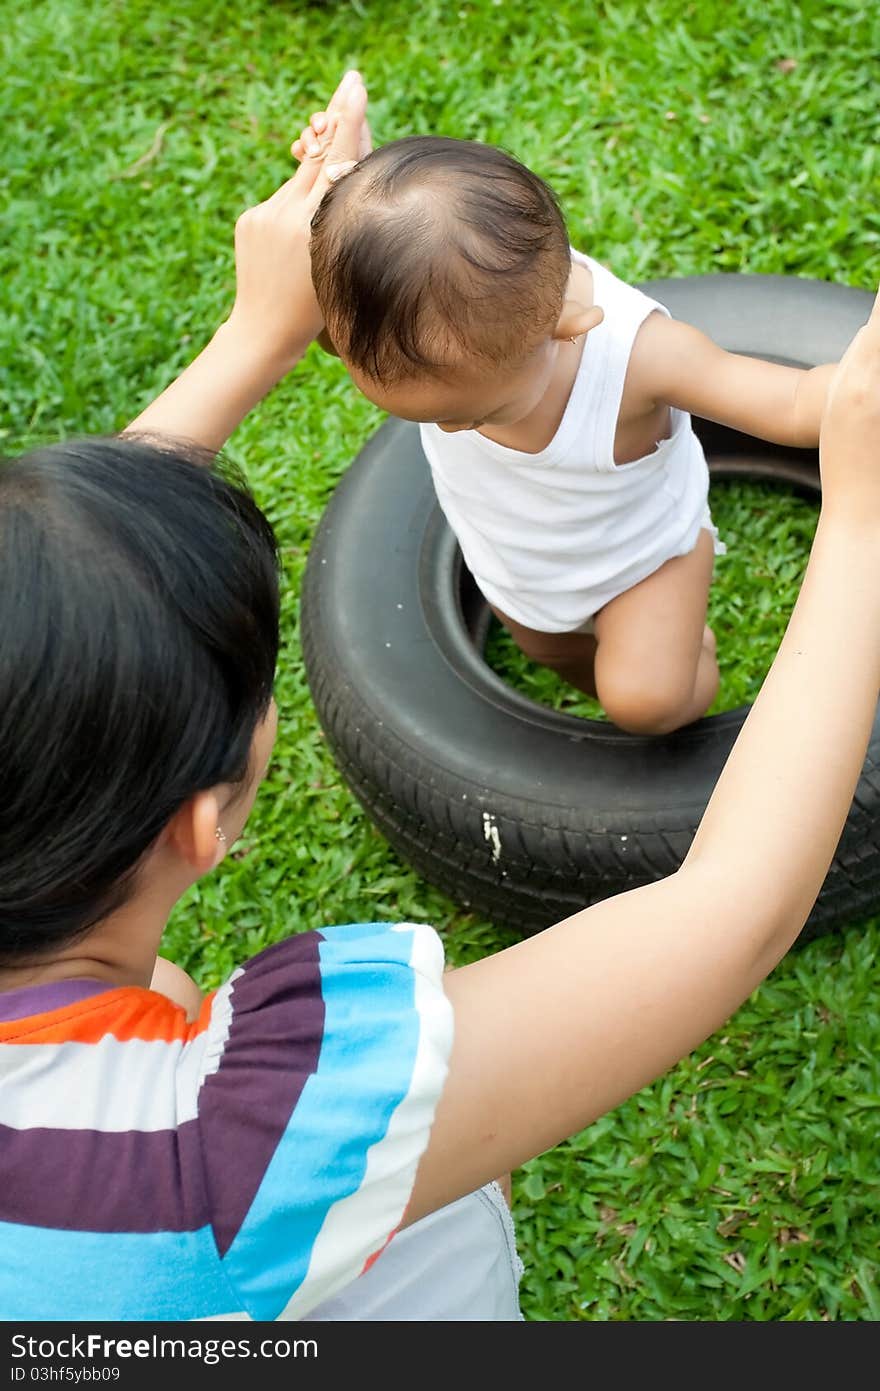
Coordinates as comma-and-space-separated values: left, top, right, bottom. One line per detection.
310, 135, 571, 384
0, 434, 280, 962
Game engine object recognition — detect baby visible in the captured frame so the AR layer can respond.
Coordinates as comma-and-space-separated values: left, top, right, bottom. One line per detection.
307, 134, 835, 735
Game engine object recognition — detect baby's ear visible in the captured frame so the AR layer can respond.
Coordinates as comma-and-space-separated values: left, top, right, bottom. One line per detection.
554, 300, 605, 342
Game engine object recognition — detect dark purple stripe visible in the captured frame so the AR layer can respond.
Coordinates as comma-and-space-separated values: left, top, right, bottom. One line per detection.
197, 932, 325, 1256
0, 978, 112, 1023
0, 1118, 207, 1232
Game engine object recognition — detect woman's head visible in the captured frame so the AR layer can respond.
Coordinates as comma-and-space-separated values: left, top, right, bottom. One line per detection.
0, 435, 280, 964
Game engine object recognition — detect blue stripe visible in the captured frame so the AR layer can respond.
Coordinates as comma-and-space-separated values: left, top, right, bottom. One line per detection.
0, 1220, 237, 1320
221, 923, 422, 1319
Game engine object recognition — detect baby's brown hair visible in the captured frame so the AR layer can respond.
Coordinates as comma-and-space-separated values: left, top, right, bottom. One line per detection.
309, 136, 571, 385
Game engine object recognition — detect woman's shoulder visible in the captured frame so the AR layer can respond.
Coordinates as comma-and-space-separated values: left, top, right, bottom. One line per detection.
221, 920, 448, 1011
196, 922, 454, 1318
202, 921, 452, 1093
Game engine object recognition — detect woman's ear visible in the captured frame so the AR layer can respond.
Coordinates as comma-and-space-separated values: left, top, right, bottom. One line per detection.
553, 300, 605, 343
166, 790, 225, 874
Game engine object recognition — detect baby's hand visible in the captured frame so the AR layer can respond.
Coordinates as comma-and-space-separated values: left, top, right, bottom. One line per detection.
291, 69, 372, 166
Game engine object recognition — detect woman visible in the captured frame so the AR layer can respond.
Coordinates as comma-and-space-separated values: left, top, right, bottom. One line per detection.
1, 72, 879, 1321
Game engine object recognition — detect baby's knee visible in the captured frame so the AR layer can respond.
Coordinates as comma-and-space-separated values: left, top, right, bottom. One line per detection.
598, 672, 696, 736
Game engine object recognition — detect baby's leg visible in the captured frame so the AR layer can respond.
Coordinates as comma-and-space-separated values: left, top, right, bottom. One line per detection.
592, 528, 718, 736
490, 605, 599, 697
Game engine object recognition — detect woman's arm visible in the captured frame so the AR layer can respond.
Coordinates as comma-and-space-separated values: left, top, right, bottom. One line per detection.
125, 73, 368, 452
626, 309, 837, 446
405, 288, 880, 1223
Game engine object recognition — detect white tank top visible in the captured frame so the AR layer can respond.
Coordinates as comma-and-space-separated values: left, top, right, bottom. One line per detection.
419, 250, 715, 633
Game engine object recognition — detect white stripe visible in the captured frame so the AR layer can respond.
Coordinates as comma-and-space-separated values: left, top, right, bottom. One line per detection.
0, 979, 242, 1134
278, 923, 453, 1319
196, 970, 241, 1090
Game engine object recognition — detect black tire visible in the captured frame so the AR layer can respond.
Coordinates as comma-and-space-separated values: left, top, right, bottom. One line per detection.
301, 273, 879, 942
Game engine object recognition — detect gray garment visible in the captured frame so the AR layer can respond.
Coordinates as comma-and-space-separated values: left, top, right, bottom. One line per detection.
305, 1182, 524, 1321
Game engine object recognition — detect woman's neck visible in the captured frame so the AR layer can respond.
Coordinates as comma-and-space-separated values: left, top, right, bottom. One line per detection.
0, 899, 169, 995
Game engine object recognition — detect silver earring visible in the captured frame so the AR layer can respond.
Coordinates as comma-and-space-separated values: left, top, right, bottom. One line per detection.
215, 827, 227, 844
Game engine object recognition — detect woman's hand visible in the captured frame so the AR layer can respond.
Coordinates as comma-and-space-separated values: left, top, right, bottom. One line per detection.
818, 283, 880, 525
287, 70, 373, 359
226, 70, 369, 370
125, 73, 368, 450
290, 70, 373, 166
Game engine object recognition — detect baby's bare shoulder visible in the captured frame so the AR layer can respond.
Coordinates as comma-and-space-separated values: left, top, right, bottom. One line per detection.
622, 311, 708, 414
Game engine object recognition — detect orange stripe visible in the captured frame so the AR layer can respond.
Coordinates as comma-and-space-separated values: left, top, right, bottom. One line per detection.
0, 988, 217, 1045
362, 1225, 399, 1275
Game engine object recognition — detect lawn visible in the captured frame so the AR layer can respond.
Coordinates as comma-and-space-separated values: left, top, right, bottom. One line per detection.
3, 0, 880, 1321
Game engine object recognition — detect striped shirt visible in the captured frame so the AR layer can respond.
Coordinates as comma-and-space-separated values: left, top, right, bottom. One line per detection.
0, 922, 452, 1321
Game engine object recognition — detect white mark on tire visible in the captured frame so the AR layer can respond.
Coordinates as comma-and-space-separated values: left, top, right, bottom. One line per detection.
482, 812, 502, 863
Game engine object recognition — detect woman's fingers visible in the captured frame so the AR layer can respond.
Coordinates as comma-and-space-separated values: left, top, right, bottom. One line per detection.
818, 283, 880, 518
841, 282, 880, 357
290, 71, 365, 163
303, 78, 367, 202
286, 75, 368, 193
292, 130, 321, 161
326, 69, 371, 161
358, 112, 373, 160
826, 283, 880, 405
291, 107, 337, 161
326, 69, 361, 113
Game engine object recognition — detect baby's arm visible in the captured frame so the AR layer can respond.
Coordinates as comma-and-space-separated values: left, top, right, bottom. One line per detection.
625, 310, 837, 447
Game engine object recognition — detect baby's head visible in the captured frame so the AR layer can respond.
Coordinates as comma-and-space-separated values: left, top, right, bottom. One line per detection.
310, 136, 599, 431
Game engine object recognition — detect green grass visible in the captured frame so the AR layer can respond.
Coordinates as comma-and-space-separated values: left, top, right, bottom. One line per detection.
3, 0, 880, 1322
